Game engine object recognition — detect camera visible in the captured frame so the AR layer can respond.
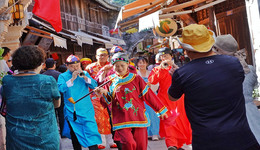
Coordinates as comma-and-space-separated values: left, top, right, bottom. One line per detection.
79, 72, 85, 78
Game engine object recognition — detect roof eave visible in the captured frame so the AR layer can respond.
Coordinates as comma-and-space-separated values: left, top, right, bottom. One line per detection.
94, 0, 121, 11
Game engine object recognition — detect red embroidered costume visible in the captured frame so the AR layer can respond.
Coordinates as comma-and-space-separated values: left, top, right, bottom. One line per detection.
103, 72, 168, 150
85, 61, 112, 135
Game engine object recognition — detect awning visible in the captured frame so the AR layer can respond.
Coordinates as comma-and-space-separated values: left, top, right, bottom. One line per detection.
159, 0, 226, 19
93, 33, 126, 45
160, 0, 207, 14
72, 31, 93, 46
115, 0, 166, 29
71, 31, 113, 49
118, 5, 161, 30
51, 34, 67, 49
139, 10, 160, 31
94, 0, 119, 11
122, 0, 166, 20
25, 26, 68, 49
116, 0, 226, 32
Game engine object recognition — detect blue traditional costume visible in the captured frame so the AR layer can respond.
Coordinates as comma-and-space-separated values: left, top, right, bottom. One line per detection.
137, 70, 160, 138
58, 55, 101, 148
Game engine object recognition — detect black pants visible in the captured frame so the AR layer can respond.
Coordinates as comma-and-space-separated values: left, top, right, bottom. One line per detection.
68, 121, 98, 150
56, 93, 64, 137
108, 108, 122, 150
246, 143, 260, 150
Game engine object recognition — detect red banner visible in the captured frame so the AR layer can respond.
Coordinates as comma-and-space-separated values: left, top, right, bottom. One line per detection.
33, 0, 62, 32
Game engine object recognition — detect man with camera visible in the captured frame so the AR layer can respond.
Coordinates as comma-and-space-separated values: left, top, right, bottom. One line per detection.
58, 54, 101, 150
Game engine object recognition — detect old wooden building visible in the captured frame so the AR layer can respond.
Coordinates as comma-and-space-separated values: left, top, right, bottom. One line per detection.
22, 0, 125, 65
116, 0, 256, 65
0, 0, 32, 50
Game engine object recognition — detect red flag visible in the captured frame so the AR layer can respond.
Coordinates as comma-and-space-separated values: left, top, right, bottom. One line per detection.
109, 28, 118, 35
51, 53, 59, 60
33, 0, 62, 32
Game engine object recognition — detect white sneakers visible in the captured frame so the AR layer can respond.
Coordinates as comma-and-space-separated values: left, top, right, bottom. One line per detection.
152, 135, 159, 141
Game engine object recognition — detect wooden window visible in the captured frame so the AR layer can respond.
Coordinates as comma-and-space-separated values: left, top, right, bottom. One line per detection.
76, 0, 83, 18
70, 0, 76, 15
65, 0, 70, 14
84, 2, 90, 21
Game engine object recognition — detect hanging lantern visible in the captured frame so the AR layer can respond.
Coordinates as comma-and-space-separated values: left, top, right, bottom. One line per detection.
11, 4, 24, 20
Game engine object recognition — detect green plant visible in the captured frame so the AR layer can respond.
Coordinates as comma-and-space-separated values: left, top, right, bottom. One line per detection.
252, 88, 260, 98
0, 72, 7, 86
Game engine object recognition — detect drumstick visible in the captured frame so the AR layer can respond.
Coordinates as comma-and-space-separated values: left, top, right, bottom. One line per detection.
68, 76, 116, 104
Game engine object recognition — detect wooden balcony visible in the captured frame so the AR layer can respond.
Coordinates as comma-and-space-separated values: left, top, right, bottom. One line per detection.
61, 12, 109, 35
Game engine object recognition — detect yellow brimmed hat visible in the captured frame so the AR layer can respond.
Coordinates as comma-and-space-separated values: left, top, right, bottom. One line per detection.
177, 24, 216, 53
80, 58, 92, 65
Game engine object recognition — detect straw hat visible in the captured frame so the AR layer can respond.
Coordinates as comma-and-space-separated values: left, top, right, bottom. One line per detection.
177, 24, 216, 53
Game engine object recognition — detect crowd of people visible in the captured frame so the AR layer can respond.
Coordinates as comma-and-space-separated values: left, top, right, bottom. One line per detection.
0, 23, 260, 150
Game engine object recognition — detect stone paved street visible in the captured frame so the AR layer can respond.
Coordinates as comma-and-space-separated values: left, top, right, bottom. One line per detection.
61, 138, 169, 150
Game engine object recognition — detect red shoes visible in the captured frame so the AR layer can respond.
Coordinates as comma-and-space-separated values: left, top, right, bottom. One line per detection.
98, 145, 106, 149
98, 144, 117, 149
110, 143, 118, 148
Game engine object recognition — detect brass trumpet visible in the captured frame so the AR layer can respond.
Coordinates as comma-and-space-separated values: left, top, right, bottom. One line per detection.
79, 72, 85, 78
160, 60, 174, 69
161, 61, 169, 69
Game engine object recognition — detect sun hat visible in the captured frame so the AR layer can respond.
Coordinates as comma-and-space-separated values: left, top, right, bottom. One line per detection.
177, 24, 216, 53
158, 47, 171, 55
45, 58, 56, 68
66, 55, 80, 64
110, 46, 124, 55
96, 48, 108, 55
214, 34, 249, 74
80, 58, 92, 65
111, 52, 129, 65
214, 34, 238, 53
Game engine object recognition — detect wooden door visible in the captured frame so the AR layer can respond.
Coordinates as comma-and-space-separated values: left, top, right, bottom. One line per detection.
217, 6, 252, 64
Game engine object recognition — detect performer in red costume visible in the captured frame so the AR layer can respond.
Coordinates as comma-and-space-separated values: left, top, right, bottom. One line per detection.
94, 46, 136, 150
148, 47, 192, 150
95, 52, 169, 150
85, 48, 117, 149
95, 46, 136, 84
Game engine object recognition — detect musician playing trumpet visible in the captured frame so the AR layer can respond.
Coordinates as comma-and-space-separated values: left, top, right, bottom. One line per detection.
148, 47, 192, 150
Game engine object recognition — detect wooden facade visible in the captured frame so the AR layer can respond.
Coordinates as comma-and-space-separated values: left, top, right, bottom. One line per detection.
196, 0, 253, 64
60, 0, 112, 35
25, 0, 119, 65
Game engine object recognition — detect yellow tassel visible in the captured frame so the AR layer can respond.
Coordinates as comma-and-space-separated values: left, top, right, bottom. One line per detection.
68, 97, 75, 104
